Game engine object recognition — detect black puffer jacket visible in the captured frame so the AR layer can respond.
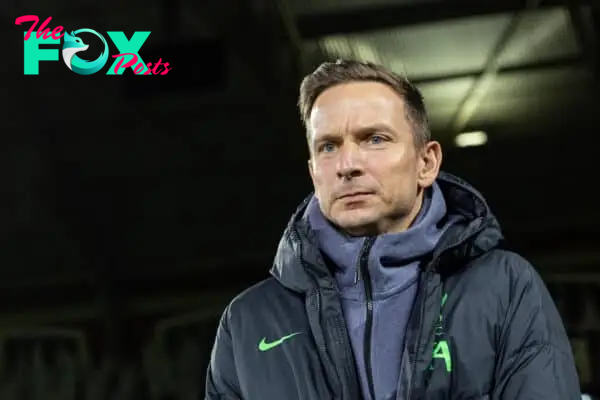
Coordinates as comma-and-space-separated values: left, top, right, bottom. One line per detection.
206, 172, 580, 399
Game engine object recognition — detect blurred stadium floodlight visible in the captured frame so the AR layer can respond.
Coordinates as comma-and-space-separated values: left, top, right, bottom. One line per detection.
454, 131, 488, 148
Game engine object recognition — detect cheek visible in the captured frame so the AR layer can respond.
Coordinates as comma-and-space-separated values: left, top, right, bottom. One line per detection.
310, 165, 324, 187
311, 161, 335, 185
368, 153, 415, 192
367, 153, 406, 179
310, 164, 333, 200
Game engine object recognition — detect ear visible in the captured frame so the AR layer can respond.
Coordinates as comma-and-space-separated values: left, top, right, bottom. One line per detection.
417, 141, 442, 189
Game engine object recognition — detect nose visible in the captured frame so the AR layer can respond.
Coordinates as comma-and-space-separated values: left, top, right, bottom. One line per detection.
336, 143, 364, 180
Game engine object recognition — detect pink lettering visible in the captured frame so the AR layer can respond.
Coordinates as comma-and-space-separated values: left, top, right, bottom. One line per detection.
143, 63, 153, 75
15, 15, 39, 41
160, 63, 172, 75
151, 59, 164, 75
36, 17, 52, 39
51, 26, 64, 40
133, 62, 146, 75
42, 29, 54, 40
15, 15, 64, 41
148, 59, 172, 75
112, 53, 138, 74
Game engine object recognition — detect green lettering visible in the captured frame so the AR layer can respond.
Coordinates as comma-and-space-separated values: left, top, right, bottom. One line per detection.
23, 32, 59, 74
433, 340, 452, 372
106, 31, 150, 74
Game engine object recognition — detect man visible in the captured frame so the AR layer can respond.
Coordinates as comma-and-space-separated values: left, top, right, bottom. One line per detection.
206, 60, 581, 399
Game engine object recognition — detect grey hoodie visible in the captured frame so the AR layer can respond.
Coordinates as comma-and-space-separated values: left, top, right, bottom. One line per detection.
304, 182, 457, 399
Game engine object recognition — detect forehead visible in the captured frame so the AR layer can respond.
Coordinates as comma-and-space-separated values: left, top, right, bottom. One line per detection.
309, 81, 407, 135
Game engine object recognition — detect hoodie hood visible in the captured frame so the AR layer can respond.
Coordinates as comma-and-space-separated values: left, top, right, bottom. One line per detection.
270, 171, 504, 293
304, 181, 456, 300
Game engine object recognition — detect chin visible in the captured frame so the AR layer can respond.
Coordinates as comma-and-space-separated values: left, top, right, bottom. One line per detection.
331, 209, 380, 234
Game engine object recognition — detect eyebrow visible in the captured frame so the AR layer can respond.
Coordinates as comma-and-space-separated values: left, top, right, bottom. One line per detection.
312, 133, 340, 145
352, 123, 394, 135
313, 123, 395, 143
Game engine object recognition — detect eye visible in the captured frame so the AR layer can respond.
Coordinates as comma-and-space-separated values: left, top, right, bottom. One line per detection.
368, 134, 385, 144
319, 142, 336, 153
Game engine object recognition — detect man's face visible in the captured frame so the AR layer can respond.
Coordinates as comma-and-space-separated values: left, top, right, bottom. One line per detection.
308, 81, 440, 235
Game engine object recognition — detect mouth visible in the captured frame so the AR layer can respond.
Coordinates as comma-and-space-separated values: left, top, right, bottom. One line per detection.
337, 191, 374, 200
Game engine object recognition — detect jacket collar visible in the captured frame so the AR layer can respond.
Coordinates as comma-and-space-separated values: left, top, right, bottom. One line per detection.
270, 171, 504, 293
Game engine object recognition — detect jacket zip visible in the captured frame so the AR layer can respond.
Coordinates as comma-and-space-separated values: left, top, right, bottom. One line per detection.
357, 237, 376, 400
293, 227, 359, 399
406, 269, 430, 399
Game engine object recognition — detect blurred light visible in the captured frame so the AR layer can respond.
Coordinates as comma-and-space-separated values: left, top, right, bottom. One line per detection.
454, 131, 488, 148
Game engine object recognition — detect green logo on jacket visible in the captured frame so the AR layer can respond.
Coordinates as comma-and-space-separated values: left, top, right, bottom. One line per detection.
431, 293, 452, 373
258, 332, 301, 351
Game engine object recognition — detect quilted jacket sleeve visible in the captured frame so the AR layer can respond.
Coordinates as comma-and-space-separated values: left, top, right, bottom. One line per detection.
205, 307, 243, 400
491, 256, 581, 399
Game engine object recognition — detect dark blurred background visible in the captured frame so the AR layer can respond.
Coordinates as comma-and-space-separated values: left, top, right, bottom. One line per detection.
1, 0, 599, 398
